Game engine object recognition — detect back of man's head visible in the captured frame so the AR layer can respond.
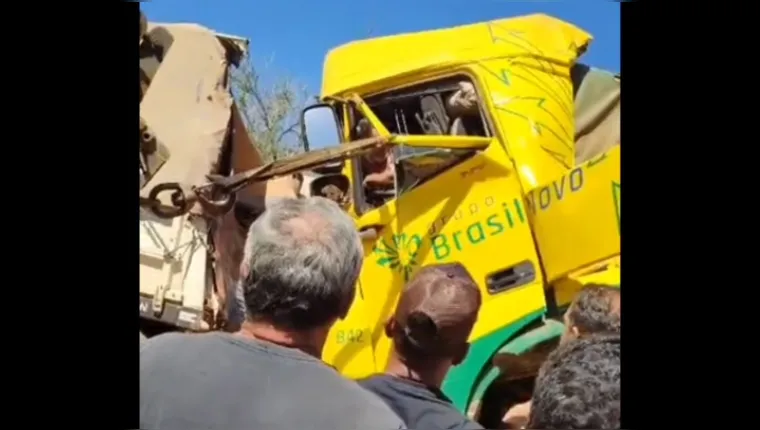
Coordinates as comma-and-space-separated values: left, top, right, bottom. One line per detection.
240, 197, 363, 332
563, 284, 620, 343
529, 333, 621, 430
388, 263, 482, 365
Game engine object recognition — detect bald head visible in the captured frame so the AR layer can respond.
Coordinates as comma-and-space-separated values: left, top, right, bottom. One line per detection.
241, 197, 363, 331
278, 212, 333, 245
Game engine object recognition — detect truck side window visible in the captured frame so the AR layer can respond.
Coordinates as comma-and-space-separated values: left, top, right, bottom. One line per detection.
360, 75, 487, 200
366, 75, 490, 138
394, 147, 474, 195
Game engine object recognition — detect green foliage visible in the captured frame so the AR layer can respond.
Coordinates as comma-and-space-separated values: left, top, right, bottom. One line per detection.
231, 55, 309, 162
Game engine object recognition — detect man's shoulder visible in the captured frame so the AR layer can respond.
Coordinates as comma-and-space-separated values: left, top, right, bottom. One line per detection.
357, 374, 482, 430
255, 366, 405, 428
328, 373, 394, 407
451, 417, 485, 430
321, 375, 406, 427
357, 374, 398, 395
141, 331, 193, 347
140, 332, 226, 358
140, 331, 186, 351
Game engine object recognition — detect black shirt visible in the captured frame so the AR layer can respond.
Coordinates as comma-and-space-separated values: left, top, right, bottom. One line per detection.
359, 374, 484, 430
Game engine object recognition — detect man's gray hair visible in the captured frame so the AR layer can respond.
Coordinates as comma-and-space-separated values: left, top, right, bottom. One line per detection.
240, 197, 363, 330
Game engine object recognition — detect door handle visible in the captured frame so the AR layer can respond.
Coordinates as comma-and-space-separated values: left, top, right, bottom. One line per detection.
486, 261, 536, 294
358, 225, 384, 241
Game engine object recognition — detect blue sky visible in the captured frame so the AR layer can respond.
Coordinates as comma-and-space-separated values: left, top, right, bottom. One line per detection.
142, 0, 620, 97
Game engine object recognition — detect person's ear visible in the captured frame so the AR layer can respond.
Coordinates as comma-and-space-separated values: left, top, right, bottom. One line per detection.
452, 343, 470, 365
338, 289, 357, 320
570, 325, 580, 338
384, 319, 396, 338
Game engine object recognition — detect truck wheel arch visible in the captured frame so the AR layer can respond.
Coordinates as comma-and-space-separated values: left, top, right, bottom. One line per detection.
463, 319, 566, 420
442, 310, 547, 413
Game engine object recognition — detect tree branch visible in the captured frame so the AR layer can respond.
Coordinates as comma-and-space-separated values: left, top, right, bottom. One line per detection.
275, 122, 300, 146
231, 54, 307, 162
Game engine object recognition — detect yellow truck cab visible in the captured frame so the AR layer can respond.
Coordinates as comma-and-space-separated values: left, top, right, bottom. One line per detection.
298, 14, 620, 425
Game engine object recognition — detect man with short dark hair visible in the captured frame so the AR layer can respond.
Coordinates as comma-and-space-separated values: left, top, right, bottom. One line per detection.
359, 263, 484, 430
560, 283, 620, 344
140, 197, 406, 430
528, 333, 621, 429
503, 284, 620, 428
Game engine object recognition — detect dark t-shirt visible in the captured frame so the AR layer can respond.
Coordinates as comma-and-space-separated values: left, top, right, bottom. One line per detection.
140, 332, 406, 430
359, 374, 484, 430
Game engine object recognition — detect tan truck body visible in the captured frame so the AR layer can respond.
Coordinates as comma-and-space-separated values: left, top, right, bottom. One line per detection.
139, 13, 300, 332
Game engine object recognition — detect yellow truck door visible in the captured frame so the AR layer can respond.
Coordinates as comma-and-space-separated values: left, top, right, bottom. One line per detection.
352, 135, 548, 372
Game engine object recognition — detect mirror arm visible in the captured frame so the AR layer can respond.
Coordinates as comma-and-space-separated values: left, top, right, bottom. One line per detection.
323, 95, 348, 103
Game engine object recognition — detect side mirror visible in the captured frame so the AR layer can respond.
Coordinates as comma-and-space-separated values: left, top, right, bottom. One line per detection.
301, 104, 341, 152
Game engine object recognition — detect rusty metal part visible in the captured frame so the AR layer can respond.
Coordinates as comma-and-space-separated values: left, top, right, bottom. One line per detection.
143, 182, 196, 219
195, 136, 387, 216
141, 182, 234, 219
206, 135, 388, 202
142, 135, 388, 219
195, 187, 237, 217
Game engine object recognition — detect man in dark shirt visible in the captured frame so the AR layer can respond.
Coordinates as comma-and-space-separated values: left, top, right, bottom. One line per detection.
503, 283, 621, 428
140, 197, 405, 430
528, 333, 620, 429
359, 263, 484, 430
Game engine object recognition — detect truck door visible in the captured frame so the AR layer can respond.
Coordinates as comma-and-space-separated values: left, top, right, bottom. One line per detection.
336, 92, 547, 372
353, 135, 549, 372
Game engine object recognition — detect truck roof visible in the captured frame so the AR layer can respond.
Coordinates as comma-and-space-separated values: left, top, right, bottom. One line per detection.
321, 13, 591, 97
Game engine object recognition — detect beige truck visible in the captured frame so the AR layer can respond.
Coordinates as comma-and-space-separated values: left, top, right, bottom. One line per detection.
139, 12, 304, 336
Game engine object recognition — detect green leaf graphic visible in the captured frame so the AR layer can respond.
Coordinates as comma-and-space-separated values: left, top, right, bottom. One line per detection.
393, 234, 406, 247
381, 239, 398, 255
373, 246, 395, 256
377, 257, 395, 267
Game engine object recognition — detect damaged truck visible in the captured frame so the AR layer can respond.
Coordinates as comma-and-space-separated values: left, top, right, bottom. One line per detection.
139, 11, 620, 427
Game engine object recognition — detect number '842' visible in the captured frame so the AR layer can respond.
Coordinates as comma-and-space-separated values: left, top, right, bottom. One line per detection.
336, 329, 364, 344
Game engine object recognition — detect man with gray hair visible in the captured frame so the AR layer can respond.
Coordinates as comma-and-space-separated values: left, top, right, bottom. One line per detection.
140, 197, 406, 430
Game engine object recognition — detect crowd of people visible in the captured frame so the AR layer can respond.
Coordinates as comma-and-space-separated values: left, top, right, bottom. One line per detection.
139, 196, 621, 429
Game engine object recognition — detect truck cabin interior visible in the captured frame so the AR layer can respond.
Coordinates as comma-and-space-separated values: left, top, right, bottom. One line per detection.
360, 76, 490, 138
334, 75, 488, 210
